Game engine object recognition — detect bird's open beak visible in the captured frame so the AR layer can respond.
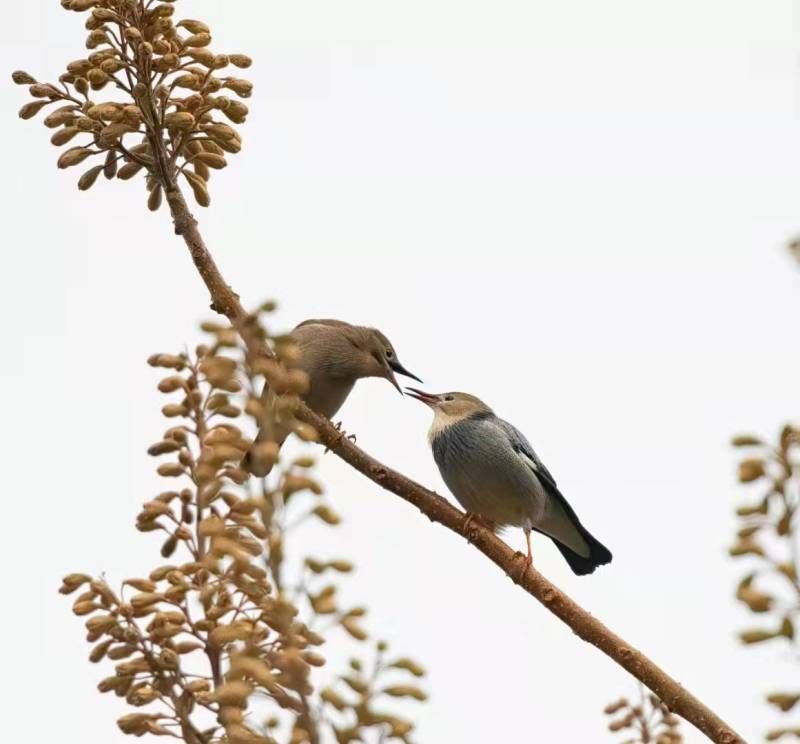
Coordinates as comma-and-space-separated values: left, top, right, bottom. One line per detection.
388, 359, 423, 384
405, 387, 440, 407
384, 368, 403, 394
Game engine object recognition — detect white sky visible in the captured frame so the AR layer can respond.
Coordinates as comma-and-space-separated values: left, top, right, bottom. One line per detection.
3, 1, 800, 741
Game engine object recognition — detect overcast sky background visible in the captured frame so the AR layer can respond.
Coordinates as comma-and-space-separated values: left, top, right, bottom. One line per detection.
3, 1, 800, 741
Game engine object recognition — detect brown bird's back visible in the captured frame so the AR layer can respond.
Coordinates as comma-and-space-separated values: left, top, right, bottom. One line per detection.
291, 321, 362, 418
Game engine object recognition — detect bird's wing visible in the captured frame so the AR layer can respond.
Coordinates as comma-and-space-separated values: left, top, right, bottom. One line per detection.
495, 419, 591, 558
495, 419, 559, 492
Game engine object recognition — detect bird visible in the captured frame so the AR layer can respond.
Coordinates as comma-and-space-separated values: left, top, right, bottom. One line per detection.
243, 319, 421, 476
406, 388, 612, 576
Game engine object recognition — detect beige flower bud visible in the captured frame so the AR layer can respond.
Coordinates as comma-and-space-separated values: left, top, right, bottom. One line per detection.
77, 165, 104, 191
224, 78, 253, 97
29, 83, 59, 98
44, 105, 79, 128
19, 101, 49, 120
178, 20, 210, 34
12, 70, 37, 85
382, 685, 427, 701
57, 146, 93, 169
184, 32, 212, 48
186, 49, 215, 67
183, 169, 210, 207
51, 128, 80, 146
229, 55, 253, 69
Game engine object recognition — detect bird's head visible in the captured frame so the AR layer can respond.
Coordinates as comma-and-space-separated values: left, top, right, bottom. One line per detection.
353, 327, 422, 392
405, 389, 493, 420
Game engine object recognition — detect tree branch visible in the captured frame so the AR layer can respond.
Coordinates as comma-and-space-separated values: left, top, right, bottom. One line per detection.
299, 406, 741, 743
159, 184, 744, 744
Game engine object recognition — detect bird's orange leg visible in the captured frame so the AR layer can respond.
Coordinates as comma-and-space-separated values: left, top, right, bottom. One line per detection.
510, 529, 533, 583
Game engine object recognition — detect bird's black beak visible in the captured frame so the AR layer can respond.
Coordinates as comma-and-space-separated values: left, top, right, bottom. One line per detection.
388, 358, 423, 384
405, 387, 440, 406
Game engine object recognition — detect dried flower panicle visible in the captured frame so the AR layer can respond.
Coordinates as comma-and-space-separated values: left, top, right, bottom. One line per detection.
731, 426, 800, 740
60, 308, 426, 744
13, 0, 253, 209
320, 643, 427, 744
603, 691, 683, 744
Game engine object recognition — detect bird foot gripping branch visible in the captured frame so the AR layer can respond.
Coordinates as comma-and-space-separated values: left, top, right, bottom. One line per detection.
509, 551, 534, 585
462, 512, 496, 545
324, 421, 357, 454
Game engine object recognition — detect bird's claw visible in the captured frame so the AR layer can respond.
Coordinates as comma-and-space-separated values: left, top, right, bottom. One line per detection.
463, 512, 479, 543
509, 550, 533, 584
324, 421, 356, 454
462, 512, 494, 544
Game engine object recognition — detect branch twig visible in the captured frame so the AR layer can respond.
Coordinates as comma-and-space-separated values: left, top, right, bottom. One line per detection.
159, 183, 744, 744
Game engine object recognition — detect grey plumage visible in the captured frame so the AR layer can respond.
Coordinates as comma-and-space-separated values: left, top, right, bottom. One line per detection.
408, 389, 612, 576
243, 319, 420, 476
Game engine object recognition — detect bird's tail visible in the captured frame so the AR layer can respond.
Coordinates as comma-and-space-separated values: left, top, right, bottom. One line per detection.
241, 387, 292, 477
241, 429, 289, 477
553, 526, 612, 576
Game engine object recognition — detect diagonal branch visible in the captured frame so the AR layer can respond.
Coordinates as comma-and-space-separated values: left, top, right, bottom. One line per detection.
158, 183, 744, 744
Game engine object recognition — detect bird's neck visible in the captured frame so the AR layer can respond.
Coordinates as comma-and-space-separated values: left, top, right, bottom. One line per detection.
427, 410, 462, 444
428, 410, 493, 444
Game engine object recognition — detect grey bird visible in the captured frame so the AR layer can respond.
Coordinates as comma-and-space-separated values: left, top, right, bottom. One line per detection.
406, 389, 612, 576
244, 319, 421, 476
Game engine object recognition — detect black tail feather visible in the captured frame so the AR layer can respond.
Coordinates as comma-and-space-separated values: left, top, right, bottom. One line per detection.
551, 527, 612, 576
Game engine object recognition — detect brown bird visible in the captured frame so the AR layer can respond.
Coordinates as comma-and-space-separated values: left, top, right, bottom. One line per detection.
244, 319, 420, 476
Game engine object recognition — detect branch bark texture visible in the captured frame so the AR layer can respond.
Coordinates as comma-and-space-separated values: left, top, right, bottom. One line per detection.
160, 183, 744, 744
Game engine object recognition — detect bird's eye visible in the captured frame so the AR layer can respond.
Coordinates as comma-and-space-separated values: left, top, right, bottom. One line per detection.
444, 395, 455, 402
385, 349, 394, 358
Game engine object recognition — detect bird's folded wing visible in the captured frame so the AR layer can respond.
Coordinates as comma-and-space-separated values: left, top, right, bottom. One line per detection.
496, 419, 591, 558
495, 420, 559, 491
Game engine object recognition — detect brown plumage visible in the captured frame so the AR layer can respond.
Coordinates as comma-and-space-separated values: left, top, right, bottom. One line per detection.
244, 319, 420, 476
